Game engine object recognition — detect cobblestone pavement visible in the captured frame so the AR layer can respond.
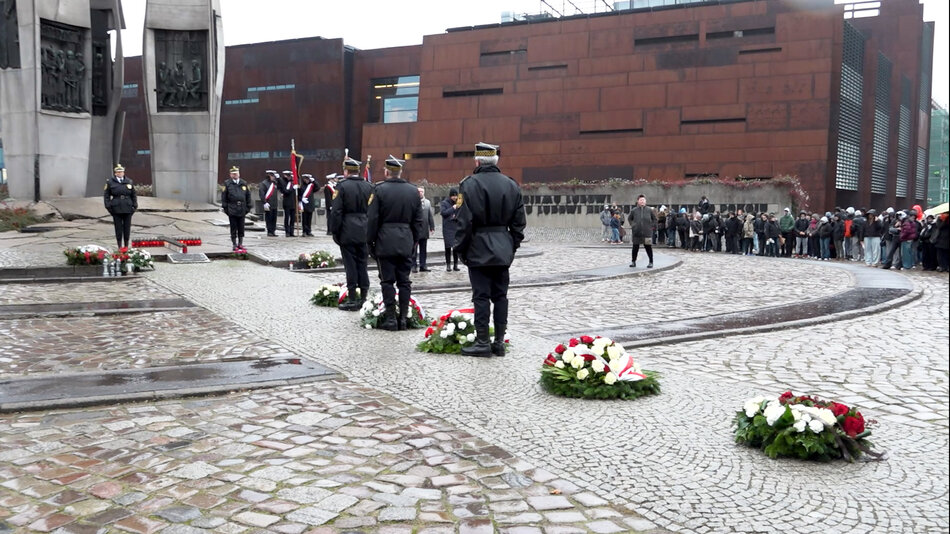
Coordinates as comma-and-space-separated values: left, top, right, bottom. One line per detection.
145, 250, 949, 534
2, 211, 948, 533
0, 309, 293, 378
0, 279, 178, 306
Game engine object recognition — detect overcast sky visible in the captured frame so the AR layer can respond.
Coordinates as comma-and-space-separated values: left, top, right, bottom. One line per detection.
118, 0, 948, 108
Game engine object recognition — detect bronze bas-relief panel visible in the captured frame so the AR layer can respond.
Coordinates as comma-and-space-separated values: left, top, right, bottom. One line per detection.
154, 30, 208, 112
40, 20, 88, 113
0, 0, 19, 69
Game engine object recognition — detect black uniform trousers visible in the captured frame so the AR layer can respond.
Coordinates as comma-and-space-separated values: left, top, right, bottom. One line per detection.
467, 266, 510, 331
112, 213, 133, 247
340, 243, 370, 293
283, 208, 296, 236
264, 208, 278, 235
228, 214, 246, 241
301, 211, 313, 235
377, 255, 412, 310
412, 238, 428, 269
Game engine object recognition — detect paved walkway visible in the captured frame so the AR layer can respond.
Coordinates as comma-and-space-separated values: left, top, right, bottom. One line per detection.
0, 204, 948, 533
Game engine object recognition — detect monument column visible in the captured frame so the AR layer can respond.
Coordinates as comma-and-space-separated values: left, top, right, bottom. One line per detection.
84, 0, 125, 196
0, 0, 95, 199
142, 0, 223, 203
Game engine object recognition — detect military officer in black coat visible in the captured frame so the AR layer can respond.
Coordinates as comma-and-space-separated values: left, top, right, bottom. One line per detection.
258, 170, 279, 236
367, 155, 425, 330
454, 142, 527, 357
103, 164, 138, 249
330, 157, 374, 311
279, 170, 298, 236
298, 174, 317, 236
221, 165, 252, 250
323, 174, 337, 235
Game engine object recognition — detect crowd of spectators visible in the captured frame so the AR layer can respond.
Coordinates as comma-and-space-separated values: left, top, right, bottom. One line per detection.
601, 199, 950, 273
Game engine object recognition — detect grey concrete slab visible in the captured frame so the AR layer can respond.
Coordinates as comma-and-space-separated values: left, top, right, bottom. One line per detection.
0, 298, 195, 318
0, 358, 338, 412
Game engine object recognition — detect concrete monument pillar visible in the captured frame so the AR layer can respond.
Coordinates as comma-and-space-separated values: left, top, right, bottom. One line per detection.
142, 0, 223, 203
84, 0, 126, 196
0, 0, 108, 200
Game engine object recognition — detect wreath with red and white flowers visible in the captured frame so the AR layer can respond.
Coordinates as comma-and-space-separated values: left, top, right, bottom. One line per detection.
540, 335, 660, 400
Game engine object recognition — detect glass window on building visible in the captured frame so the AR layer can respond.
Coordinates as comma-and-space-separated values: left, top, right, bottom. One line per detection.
370, 75, 419, 124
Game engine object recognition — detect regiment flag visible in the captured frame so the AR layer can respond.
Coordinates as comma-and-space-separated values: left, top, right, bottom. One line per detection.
290, 150, 304, 186
363, 154, 372, 183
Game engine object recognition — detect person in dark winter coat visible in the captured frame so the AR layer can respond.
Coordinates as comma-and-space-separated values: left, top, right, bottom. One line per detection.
330, 158, 374, 310
103, 164, 138, 249
864, 210, 883, 266
765, 214, 781, 257
298, 174, 317, 236
724, 212, 741, 254
676, 208, 689, 248
454, 142, 527, 358
793, 211, 810, 257
698, 195, 710, 215
689, 213, 703, 251
279, 170, 298, 237
220, 166, 251, 251
440, 188, 461, 271
628, 195, 657, 267
411, 187, 435, 272
817, 216, 833, 260
258, 171, 279, 236
832, 214, 845, 260
851, 210, 867, 262
754, 213, 767, 255
934, 212, 950, 272
366, 156, 426, 330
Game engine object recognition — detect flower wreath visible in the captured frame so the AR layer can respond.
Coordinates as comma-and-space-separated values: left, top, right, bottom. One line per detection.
230, 246, 248, 260
299, 250, 336, 268
540, 335, 660, 400
417, 308, 509, 354
111, 247, 154, 272
734, 391, 883, 462
311, 283, 345, 307
359, 291, 429, 329
64, 244, 110, 265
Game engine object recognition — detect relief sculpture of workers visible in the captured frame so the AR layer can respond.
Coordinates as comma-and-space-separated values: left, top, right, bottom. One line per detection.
0, 0, 19, 70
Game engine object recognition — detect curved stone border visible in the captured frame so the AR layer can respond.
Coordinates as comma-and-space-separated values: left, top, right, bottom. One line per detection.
546, 258, 919, 347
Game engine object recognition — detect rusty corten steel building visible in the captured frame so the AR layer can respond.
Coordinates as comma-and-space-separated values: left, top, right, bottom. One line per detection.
118, 0, 934, 211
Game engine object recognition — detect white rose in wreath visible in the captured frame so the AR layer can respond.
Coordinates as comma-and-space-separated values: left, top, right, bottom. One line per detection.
576, 368, 590, 380
571, 358, 584, 369
591, 360, 606, 374
457, 321, 467, 330
466, 333, 475, 342
605, 345, 621, 361
554, 361, 565, 369
603, 372, 617, 385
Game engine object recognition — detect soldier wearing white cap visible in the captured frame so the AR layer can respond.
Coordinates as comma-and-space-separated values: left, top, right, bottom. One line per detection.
366, 155, 426, 330
299, 174, 316, 236
103, 164, 138, 249
331, 157, 374, 311
258, 170, 279, 236
221, 165, 251, 250
279, 170, 298, 237
454, 142, 527, 357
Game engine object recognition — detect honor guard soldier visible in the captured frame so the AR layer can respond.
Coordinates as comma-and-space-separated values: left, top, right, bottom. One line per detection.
454, 142, 527, 357
299, 174, 317, 236
366, 155, 426, 330
221, 165, 252, 250
330, 157, 374, 311
279, 170, 298, 236
103, 164, 138, 249
259, 170, 279, 236
324, 174, 337, 235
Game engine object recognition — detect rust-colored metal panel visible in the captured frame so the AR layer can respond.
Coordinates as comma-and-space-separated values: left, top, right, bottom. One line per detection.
601, 84, 666, 111
775, 11, 838, 43
681, 104, 747, 121
695, 63, 756, 82
527, 32, 590, 63
579, 110, 643, 132
579, 55, 644, 77
410, 120, 463, 146
788, 100, 830, 130
746, 103, 789, 131
432, 42, 480, 71
461, 117, 523, 144
515, 78, 566, 94
564, 72, 628, 90
645, 109, 682, 136
589, 28, 634, 58
537, 92, 565, 114
739, 74, 816, 103
769, 58, 833, 76
562, 88, 601, 113
521, 114, 578, 142
479, 93, 538, 118
668, 79, 739, 107
418, 97, 480, 122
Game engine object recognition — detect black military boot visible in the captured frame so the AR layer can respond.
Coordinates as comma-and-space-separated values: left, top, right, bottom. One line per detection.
461, 328, 492, 357
397, 304, 409, 331
358, 287, 369, 307
378, 306, 398, 331
491, 325, 506, 357
338, 290, 360, 311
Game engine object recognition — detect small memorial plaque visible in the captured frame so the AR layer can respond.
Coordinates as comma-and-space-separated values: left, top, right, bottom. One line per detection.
167, 252, 210, 264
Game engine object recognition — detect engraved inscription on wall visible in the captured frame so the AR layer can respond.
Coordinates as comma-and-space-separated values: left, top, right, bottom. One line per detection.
0, 0, 19, 69
40, 20, 88, 113
154, 30, 208, 112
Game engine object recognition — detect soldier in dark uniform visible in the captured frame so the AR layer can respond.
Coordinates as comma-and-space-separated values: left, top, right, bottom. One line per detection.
279, 170, 298, 237
258, 170, 279, 236
330, 157, 374, 311
323, 174, 337, 235
298, 174, 317, 236
221, 165, 251, 250
454, 142, 527, 357
367, 155, 425, 330
103, 164, 138, 249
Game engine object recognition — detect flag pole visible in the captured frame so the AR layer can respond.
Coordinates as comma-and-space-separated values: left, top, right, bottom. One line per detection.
292, 139, 301, 236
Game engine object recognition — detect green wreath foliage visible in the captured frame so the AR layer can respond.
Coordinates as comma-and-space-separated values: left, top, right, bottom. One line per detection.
539, 369, 660, 400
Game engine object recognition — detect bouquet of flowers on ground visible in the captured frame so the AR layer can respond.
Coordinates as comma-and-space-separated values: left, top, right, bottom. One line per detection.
734, 391, 882, 462
299, 250, 336, 268
417, 308, 509, 354
359, 291, 429, 329
125, 248, 154, 271
230, 246, 248, 260
540, 335, 660, 400
311, 283, 344, 307
64, 244, 109, 265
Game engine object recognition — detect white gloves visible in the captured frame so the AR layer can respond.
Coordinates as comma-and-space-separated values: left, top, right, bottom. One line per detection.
293, 184, 300, 190
302, 198, 309, 204
298, 203, 304, 211
264, 203, 270, 211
